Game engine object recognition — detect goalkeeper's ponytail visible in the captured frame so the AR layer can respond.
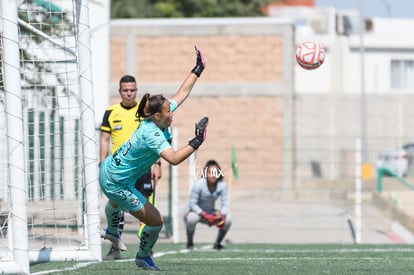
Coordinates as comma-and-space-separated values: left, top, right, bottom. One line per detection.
136, 93, 167, 121
136, 93, 150, 120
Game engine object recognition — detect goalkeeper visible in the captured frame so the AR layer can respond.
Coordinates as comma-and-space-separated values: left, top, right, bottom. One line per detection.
184, 160, 232, 250
100, 45, 208, 271
99, 74, 162, 260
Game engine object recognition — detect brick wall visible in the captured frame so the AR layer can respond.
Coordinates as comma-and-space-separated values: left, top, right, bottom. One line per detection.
109, 18, 294, 192
111, 35, 284, 83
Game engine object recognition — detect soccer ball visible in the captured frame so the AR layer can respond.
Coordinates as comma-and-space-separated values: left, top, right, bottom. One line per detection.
295, 41, 325, 70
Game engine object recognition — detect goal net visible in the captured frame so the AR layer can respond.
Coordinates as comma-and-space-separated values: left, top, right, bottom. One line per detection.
0, 0, 101, 273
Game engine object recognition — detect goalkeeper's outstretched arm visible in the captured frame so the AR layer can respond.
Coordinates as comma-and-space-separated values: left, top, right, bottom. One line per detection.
171, 45, 206, 107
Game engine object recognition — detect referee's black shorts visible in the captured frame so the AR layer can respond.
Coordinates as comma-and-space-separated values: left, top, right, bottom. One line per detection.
135, 169, 153, 197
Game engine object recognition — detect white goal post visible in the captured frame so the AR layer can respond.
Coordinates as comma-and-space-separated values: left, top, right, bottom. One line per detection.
0, 0, 101, 273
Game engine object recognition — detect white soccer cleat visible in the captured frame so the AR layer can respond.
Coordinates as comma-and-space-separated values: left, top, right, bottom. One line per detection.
101, 228, 127, 251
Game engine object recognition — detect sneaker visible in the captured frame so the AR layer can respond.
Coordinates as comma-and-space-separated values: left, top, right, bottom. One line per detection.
135, 255, 161, 271
213, 243, 225, 250
186, 243, 194, 250
103, 245, 121, 260
101, 228, 127, 251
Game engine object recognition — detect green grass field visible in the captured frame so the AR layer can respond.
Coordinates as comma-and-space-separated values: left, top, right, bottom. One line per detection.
30, 243, 414, 274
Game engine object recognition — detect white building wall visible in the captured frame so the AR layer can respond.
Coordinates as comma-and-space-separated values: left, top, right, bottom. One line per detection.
295, 12, 414, 95
292, 11, 414, 179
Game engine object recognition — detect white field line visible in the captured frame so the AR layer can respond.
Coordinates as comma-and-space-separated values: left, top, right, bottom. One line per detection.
173, 256, 414, 261
30, 246, 414, 274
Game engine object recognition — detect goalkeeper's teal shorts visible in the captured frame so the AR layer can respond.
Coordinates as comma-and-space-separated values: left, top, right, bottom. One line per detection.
99, 159, 147, 212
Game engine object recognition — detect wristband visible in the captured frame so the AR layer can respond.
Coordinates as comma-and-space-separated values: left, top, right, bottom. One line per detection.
191, 64, 203, 77
188, 137, 203, 150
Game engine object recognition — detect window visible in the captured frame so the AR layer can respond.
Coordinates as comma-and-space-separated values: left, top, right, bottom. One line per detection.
391, 60, 414, 89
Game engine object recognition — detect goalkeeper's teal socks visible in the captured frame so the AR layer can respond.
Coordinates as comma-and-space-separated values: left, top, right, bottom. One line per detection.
136, 224, 162, 257
105, 201, 122, 236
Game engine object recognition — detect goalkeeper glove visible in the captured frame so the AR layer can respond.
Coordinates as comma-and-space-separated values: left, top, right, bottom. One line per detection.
191, 44, 206, 77
188, 117, 208, 150
216, 214, 226, 230
200, 211, 219, 226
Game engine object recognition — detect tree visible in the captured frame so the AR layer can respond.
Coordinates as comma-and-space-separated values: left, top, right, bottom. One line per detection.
111, 0, 157, 18
111, 0, 276, 18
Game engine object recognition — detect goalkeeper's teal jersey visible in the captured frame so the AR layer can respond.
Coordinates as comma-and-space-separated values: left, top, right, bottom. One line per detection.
101, 99, 176, 186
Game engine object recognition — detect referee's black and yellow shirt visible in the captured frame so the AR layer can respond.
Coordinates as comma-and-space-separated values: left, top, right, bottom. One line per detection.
100, 102, 140, 154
